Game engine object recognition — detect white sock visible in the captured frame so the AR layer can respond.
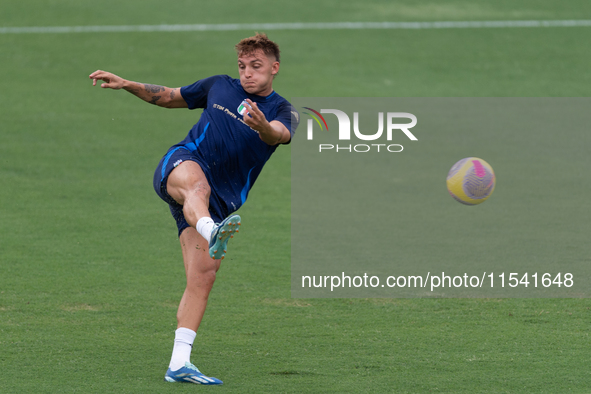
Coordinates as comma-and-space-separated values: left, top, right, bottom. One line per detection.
196, 217, 215, 243
169, 327, 196, 371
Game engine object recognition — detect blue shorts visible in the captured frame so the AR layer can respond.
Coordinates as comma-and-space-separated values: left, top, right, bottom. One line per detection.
153, 146, 227, 237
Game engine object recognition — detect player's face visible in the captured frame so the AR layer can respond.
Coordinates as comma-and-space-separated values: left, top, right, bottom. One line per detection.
238, 50, 279, 96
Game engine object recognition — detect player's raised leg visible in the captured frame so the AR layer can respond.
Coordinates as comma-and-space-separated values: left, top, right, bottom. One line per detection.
166, 160, 212, 229
166, 160, 241, 259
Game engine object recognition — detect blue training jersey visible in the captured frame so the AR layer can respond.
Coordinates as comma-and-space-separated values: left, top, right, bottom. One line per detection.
175, 75, 298, 214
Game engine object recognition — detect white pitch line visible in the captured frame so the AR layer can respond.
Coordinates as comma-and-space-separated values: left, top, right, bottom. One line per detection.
1, 20, 591, 34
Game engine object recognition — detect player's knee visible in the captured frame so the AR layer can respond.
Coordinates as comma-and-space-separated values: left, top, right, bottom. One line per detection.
167, 161, 210, 203
187, 267, 217, 289
191, 180, 211, 200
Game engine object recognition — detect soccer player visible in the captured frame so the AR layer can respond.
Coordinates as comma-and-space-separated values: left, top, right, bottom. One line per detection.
89, 33, 298, 385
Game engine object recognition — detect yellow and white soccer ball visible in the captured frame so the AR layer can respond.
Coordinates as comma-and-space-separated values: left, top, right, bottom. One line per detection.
446, 157, 496, 205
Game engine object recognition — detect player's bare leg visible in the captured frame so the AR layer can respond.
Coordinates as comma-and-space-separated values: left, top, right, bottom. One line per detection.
166, 161, 218, 335
177, 227, 220, 332
165, 242, 222, 385
164, 160, 238, 384
166, 161, 211, 228
167, 160, 240, 260
164, 225, 224, 384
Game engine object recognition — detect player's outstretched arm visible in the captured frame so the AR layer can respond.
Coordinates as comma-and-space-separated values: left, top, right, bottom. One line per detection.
89, 70, 188, 109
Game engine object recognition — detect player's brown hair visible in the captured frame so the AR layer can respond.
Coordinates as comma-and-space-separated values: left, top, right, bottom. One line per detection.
235, 33, 280, 63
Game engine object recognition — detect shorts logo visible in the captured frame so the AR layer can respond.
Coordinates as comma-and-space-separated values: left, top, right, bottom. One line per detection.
173, 159, 183, 167
237, 100, 250, 116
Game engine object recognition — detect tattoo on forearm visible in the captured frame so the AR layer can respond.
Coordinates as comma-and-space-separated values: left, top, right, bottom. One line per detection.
149, 95, 162, 105
170, 89, 176, 100
144, 84, 165, 93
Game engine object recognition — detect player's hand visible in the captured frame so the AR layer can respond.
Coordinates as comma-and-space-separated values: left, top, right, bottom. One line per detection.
89, 70, 126, 89
242, 99, 271, 133
243, 99, 290, 145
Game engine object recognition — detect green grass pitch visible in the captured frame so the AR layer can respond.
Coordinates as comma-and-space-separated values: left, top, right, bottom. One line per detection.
1, 1, 591, 392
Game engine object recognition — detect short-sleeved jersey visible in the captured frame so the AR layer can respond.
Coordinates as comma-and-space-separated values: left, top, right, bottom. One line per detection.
174, 75, 298, 214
